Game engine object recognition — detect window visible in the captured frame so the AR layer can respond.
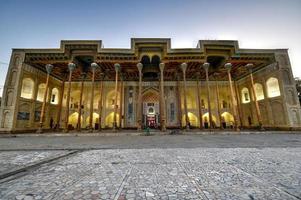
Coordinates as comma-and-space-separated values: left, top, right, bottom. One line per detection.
37, 84, 46, 102
170, 103, 175, 121
254, 83, 264, 101
51, 88, 59, 104
21, 78, 34, 99
241, 87, 250, 103
266, 77, 281, 98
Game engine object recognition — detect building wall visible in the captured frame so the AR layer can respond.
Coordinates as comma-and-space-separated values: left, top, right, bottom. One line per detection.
1, 50, 301, 132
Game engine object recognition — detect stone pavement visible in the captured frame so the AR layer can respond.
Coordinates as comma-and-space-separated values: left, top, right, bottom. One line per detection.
0, 134, 300, 200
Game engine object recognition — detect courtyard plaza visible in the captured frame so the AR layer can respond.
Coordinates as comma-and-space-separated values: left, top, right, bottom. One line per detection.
0, 132, 300, 200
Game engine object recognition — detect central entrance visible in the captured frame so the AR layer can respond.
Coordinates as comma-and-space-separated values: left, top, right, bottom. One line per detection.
142, 88, 160, 129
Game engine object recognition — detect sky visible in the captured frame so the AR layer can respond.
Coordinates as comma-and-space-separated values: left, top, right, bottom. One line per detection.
0, 0, 300, 96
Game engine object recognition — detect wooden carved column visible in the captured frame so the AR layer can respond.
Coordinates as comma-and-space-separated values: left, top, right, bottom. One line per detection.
77, 73, 85, 131
113, 63, 120, 132
181, 63, 189, 130
246, 63, 264, 130
118, 74, 124, 129
89, 63, 98, 132
225, 63, 240, 131
37, 64, 53, 133
196, 72, 203, 129
159, 63, 166, 131
176, 73, 182, 128
203, 63, 213, 129
56, 77, 65, 131
136, 63, 143, 131
213, 72, 222, 129
98, 72, 104, 131
63, 63, 76, 133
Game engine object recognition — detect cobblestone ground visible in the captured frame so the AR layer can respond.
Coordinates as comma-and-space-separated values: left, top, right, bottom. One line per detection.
0, 151, 67, 174
0, 148, 300, 200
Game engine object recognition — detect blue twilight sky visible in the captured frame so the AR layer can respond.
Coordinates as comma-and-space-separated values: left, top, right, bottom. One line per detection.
0, 0, 301, 96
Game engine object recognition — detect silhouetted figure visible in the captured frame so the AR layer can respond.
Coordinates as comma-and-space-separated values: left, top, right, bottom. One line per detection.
50, 118, 54, 129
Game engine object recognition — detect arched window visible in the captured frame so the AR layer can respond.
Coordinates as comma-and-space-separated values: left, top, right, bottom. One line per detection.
141, 55, 151, 66
51, 88, 59, 104
37, 84, 46, 102
151, 55, 160, 67
254, 83, 264, 101
266, 77, 281, 98
241, 87, 250, 103
20, 78, 34, 99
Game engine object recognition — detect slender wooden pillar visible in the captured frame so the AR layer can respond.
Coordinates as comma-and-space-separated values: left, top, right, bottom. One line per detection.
203, 63, 213, 129
136, 63, 143, 131
159, 63, 166, 131
89, 63, 98, 132
225, 63, 240, 131
246, 63, 264, 130
63, 63, 76, 133
98, 73, 104, 131
176, 73, 183, 128
77, 73, 85, 131
196, 72, 203, 129
213, 72, 222, 129
118, 75, 124, 129
37, 64, 53, 133
113, 63, 120, 131
180, 63, 189, 130
234, 82, 244, 127
56, 78, 65, 131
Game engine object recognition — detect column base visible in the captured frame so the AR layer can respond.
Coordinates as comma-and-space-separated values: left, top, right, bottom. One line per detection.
36, 127, 43, 134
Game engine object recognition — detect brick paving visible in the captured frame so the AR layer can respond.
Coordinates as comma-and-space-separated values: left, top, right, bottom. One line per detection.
0, 134, 300, 199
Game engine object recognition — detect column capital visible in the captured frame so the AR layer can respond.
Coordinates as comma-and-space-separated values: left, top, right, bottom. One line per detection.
91, 62, 99, 71
137, 63, 143, 72
180, 63, 187, 73
202, 62, 210, 72
45, 64, 54, 74
68, 63, 76, 72
159, 63, 165, 72
114, 63, 121, 72
224, 63, 232, 72
246, 63, 254, 73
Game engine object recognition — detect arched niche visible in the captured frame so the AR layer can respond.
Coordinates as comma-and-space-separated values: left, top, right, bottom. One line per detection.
105, 112, 120, 128
286, 89, 296, 105
182, 112, 198, 127
106, 90, 120, 109
37, 83, 46, 102
6, 90, 13, 106
14, 56, 21, 67
202, 112, 217, 127
9, 70, 17, 86
151, 55, 160, 67
221, 112, 234, 127
2, 111, 10, 128
68, 112, 83, 128
266, 77, 281, 98
20, 78, 34, 99
85, 112, 100, 127
241, 87, 250, 103
50, 88, 59, 105
254, 83, 264, 101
